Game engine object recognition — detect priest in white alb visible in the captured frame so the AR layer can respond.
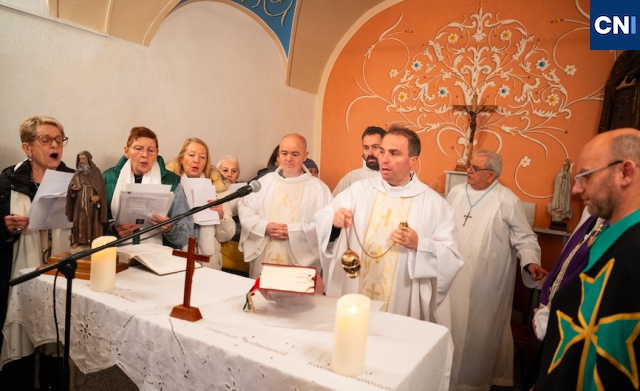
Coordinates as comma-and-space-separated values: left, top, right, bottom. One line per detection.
239, 133, 332, 279
443, 149, 547, 391
332, 126, 385, 196
316, 126, 463, 321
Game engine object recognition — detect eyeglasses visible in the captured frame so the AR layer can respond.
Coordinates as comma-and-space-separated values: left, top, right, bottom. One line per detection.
33, 135, 68, 146
129, 145, 158, 155
466, 164, 494, 173
574, 160, 623, 186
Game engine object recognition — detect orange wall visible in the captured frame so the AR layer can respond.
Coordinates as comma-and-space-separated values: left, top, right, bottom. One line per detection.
320, 0, 619, 270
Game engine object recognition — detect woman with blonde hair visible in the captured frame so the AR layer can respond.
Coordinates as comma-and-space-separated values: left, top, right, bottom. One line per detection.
166, 138, 228, 192
166, 138, 235, 269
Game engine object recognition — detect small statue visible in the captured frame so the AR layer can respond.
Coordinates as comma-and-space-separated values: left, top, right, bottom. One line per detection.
66, 151, 108, 253
548, 159, 572, 231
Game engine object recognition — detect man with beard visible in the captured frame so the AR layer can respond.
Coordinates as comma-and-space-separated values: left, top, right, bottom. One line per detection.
332, 126, 385, 196
533, 128, 640, 390
66, 151, 108, 249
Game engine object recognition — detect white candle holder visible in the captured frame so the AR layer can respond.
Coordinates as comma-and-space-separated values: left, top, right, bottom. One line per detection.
331, 293, 371, 376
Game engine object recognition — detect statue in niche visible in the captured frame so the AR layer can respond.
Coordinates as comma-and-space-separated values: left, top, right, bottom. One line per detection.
547, 159, 572, 231
598, 50, 640, 133
66, 151, 108, 252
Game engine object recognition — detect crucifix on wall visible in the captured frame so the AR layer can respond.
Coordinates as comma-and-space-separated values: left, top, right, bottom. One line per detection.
452, 94, 498, 171
170, 237, 210, 322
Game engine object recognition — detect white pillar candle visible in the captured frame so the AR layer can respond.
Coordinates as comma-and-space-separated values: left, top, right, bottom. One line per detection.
90, 236, 117, 292
331, 293, 371, 376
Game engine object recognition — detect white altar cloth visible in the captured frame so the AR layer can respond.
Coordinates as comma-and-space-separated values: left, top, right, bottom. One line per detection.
2, 266, 453, 390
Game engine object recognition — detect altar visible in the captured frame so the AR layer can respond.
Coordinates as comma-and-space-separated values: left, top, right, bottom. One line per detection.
2, 266, 453, 390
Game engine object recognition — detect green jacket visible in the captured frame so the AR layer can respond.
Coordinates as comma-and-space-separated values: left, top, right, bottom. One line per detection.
102, 155, 190, 248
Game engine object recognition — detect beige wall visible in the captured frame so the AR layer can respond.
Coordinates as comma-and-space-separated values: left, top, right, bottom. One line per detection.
0, 2, 316, 182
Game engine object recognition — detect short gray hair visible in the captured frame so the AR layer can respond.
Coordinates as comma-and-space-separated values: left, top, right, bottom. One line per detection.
609, 132, 640, 165
216, 155, 240, 171
474, 149, 502, 176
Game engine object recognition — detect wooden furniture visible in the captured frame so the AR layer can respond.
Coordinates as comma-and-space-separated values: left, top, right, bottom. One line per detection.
40, 252, 128, 280
511, 270, 540, 381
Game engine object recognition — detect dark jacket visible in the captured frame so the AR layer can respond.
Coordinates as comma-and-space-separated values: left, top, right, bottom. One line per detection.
0, 159, 73, 350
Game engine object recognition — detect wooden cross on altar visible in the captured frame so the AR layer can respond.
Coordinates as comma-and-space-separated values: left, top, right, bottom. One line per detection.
452, 93, 498, 171
170, 237, 209, 322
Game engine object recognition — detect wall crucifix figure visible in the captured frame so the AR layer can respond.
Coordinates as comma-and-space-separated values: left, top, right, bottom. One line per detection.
170, 237, 210, 322
452, 93, 499, 171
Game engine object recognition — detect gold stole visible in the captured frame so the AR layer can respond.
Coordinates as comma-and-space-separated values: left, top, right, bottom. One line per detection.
263, 180, 304, 265
358, 191, 412, 311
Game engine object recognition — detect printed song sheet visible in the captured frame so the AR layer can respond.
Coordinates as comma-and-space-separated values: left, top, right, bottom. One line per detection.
27, 169, 74, 229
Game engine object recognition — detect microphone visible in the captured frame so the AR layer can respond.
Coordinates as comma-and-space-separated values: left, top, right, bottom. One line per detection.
233, 180, 261, 198
10, 180, 261, 286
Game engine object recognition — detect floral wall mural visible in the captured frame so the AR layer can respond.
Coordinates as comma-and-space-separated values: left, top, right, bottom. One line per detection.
322, 0, 619, 231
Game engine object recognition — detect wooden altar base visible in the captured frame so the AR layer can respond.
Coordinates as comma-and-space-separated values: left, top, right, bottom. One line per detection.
170, 304, 202, 322
38, 253, 129, 280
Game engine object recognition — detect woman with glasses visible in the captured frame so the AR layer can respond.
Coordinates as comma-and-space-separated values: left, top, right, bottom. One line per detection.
102, 127, 192, 248
0, 116, 74, 388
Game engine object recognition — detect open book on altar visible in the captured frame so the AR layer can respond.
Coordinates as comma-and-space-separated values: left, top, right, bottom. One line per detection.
258, 264, 320, 294
116, 243, 203, 276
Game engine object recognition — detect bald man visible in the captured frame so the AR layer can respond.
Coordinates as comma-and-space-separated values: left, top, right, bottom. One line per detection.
238, 133, 332, 278
534, 128, 640, 390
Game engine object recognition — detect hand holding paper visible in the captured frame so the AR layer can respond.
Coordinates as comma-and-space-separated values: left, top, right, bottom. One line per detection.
208, 200, 224, 219
150, 213, 174, 233
114, 222, 140, 238
181, 177, 220, 225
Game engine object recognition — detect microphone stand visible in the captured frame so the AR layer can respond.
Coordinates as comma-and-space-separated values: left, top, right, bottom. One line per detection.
9, 183, 257, 391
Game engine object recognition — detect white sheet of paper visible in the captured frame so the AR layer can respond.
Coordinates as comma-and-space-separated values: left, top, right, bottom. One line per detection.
191, 187, 220, 225
27, 169, 74, 230
115, 191, 174, 228
180, 178, 213, 208
179, 177, 220, 225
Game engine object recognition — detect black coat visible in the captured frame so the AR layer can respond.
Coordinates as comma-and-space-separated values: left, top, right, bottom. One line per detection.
0, 159, 73, 351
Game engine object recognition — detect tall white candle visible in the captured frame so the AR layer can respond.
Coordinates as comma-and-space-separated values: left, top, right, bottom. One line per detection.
90, 236, 117, 292
331, 293, 371, 376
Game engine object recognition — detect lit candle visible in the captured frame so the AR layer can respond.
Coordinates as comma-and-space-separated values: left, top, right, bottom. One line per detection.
331, 293, 371, 376
90, 236, 117, 292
